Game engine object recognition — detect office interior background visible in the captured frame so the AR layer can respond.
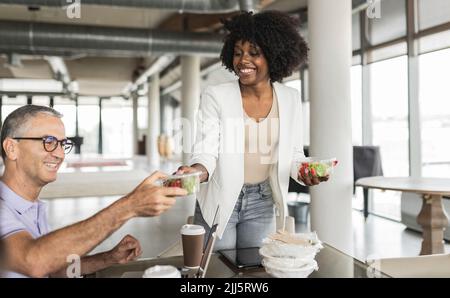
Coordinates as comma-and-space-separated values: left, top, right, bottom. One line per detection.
0, 0, 449, 267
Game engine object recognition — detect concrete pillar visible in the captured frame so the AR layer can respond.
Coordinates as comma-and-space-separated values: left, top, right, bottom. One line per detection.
147, 75, 160, 166
308, 0, 353, 255
180, 56, 200, 164
132, 93, 139, 155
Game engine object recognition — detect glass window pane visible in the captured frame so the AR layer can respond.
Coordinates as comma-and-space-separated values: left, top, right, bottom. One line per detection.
367, 42, 407, 64
370, 55, 409, 220
419, 48, 450, 178
351, 65, 362, 145
78, 96, 99, 106
419, 30, 450, 54
102, 99, 133, 157
302, 101, 309, 146
418, 0, 450, 30
368, 0, 406, 46
53, 102, 76, 137
352, 13, 361, 51
283, 79, 309, 146
138, 97, 148, 130
32, 96, 50, 106
78, 105, 100, 155
1, 96, 27, 123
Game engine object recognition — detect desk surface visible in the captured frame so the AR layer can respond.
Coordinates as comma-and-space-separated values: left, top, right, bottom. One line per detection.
356, 176, 450, 196
95, 244, 388, 278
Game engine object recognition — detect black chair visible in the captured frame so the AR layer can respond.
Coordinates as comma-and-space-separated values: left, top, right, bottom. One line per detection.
288, 146, 383, 219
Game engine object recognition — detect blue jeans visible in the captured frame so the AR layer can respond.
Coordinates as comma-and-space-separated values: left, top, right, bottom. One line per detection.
194, 179, 276, 251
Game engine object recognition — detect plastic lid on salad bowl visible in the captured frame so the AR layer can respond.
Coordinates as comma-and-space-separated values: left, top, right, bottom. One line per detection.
295, 157, 338, 178
162, 171, 201, 195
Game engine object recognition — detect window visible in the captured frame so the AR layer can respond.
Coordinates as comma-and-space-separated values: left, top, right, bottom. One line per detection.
32, 96, 50, 106
352, 13, 361, 52
418, 0, 450, 30
351, 65, 363, 146
368, 0, 406, 46
283, 79, 309, 146
419, 48, 450, 178
78, 97, 100, 155
137, 97, 148, 130
102, 98, 133, 157
1, 96, 27, 123
53, 98, 76, 140
370, 55, 409, 220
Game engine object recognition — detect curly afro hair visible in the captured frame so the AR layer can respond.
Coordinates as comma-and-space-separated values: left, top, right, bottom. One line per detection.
220, 10, 308, 83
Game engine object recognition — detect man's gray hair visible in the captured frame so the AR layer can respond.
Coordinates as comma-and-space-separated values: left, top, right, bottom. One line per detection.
1, 104, 63, 160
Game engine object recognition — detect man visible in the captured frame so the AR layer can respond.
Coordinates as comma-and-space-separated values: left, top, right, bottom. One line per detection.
0, 105, 187, 277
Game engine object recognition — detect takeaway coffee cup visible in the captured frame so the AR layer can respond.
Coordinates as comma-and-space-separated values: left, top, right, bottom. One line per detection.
180, 224, 205, 269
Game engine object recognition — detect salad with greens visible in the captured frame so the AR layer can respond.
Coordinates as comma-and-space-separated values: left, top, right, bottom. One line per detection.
297, 158, 338, 178
163, 172, 201, 195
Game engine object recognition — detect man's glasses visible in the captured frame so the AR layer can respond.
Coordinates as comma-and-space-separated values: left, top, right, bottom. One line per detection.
13, 136, 74, 154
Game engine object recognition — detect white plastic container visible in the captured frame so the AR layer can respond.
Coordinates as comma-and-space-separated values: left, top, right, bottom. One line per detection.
142, 265, 181, 278
259, 245, 317, 269
262, 259, 318, 278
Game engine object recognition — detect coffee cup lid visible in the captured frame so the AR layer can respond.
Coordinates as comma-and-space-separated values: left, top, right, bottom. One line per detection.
142, 265, 181, 278
180, 224, 205, 235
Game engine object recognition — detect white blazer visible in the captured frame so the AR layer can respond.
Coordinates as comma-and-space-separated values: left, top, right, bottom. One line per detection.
189, 80, 305, 238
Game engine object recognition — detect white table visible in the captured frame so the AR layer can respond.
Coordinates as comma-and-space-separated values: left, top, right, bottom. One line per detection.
356, 176, 450, 255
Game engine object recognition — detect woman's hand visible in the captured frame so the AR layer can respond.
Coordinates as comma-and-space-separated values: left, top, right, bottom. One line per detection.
298, 167, 329, 186
176, 164, 209, 183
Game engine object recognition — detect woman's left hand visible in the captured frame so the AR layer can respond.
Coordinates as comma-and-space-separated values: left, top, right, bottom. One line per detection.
298, 167, 329, 186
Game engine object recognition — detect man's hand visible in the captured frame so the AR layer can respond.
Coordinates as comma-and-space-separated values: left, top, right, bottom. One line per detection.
107, 235, 142, 265
298, 167, 329, 186
125, 171, 188, 217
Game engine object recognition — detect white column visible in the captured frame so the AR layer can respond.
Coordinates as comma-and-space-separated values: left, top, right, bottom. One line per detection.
180, 56, 200, 164
308, 0, 353, 255
132, 94, 139, 155
147, 75, 160, 166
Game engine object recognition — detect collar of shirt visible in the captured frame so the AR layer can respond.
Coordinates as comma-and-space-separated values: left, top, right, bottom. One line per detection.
0, 180, 46, 216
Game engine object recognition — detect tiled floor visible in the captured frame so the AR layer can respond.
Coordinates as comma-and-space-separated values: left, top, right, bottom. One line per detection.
45, 195, 450, 262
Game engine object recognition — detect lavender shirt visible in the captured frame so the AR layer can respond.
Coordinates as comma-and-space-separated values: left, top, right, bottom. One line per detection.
0, 181, 50, 278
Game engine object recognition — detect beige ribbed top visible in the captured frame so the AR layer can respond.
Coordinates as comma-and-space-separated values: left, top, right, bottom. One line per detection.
243, 91, 280, 184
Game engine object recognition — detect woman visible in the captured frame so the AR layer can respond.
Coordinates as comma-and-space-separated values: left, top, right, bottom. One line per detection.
178, 11, 328, 251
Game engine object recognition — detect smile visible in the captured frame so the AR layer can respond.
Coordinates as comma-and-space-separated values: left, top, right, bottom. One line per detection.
239, 68, 256, 75
44, 162, 60, 169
